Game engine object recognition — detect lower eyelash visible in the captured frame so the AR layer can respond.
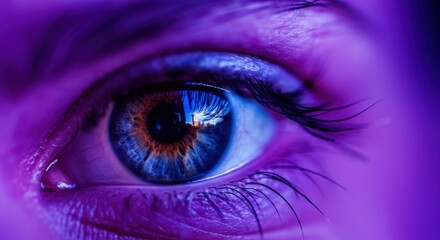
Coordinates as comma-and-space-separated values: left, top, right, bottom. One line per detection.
128, 160, 343, 239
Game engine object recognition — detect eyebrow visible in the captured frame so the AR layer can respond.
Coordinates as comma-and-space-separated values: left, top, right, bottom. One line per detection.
29, 0, 347, 78
11, 0, 356, 93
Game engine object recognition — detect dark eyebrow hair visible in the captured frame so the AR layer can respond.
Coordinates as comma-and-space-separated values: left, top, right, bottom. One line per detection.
28, 0, 354, 83
17, 0, 360, 89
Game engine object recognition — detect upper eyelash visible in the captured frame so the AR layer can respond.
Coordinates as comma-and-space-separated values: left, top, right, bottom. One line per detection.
236, 79, 378, 142
82, 77, 369, 141
73, 51, 374, 141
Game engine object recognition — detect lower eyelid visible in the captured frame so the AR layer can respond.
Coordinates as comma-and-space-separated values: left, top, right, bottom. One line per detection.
42, 161, 327, 240
44, 189, 255, 239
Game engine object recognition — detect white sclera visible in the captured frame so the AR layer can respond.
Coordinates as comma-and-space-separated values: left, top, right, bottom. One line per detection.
198, 92, 274, 181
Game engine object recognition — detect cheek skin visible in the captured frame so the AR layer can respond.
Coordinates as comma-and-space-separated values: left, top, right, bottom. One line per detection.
340, 19, 440, 240
322, 1, 432, 239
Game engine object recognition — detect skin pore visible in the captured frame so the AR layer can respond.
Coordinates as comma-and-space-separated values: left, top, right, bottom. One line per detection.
0, 0, 436, 239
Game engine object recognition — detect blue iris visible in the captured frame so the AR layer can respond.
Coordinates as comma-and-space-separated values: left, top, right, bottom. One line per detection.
109, 85, 233, 184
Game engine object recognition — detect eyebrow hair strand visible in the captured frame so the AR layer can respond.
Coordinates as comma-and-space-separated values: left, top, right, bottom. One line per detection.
29, 0, 327, 81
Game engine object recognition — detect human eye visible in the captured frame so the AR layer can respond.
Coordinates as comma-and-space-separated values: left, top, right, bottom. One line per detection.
37, 50, 371, 238
42, 52, 280, 188
15, 1, 375, 239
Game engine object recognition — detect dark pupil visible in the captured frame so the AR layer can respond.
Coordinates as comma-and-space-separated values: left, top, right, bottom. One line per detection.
146, 103, 188, 144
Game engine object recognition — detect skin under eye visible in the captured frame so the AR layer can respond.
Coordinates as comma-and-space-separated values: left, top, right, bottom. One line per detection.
38, 52, 351, 239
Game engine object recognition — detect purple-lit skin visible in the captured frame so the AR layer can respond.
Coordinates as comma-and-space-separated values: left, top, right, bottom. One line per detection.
0, 0, 438, 240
